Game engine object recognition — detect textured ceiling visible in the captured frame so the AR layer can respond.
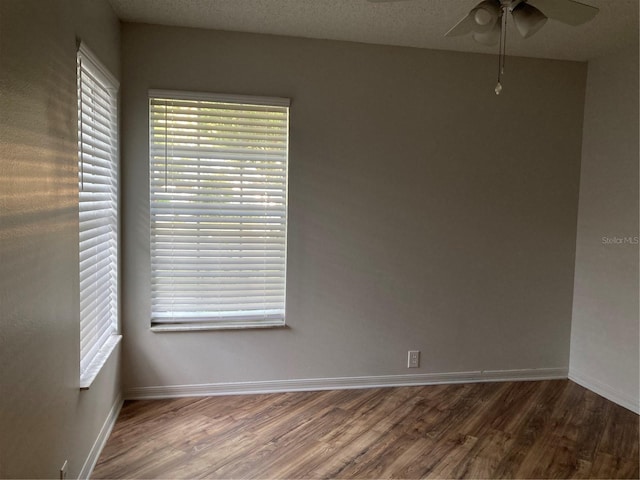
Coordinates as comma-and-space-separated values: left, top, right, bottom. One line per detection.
108, 0, 638, 61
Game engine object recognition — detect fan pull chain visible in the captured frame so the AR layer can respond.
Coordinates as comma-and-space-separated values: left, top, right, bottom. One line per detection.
495, 7, 508, 95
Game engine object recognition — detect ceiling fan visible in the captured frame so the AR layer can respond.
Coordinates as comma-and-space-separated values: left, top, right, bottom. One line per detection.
444, 0, 599, 45
368, 0, 599, 94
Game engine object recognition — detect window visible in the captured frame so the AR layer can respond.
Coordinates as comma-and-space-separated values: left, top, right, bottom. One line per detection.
149, 90, 290, 330
77, 43, 120, 388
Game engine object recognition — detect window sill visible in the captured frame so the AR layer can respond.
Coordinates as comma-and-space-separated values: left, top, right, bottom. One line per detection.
151, 320, 287, 332
79, 334, 122, 390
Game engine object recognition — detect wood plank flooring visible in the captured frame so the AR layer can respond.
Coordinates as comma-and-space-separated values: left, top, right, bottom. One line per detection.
93, 380, 639, 479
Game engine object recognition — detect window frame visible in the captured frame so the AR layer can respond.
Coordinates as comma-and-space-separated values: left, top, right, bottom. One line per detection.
148, 89, 291, 332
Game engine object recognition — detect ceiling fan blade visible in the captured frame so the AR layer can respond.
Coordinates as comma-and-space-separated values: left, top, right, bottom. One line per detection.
527, 0, 598, 26
445, 12, 475, 37
512, 2, 548, 38
472, 22, 501, 46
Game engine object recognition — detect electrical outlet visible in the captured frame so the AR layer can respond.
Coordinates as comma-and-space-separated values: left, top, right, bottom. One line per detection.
407, 350, 420, 368
60, 460, 68, 480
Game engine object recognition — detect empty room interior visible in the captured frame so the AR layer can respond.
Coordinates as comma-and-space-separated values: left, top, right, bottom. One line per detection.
1, 0, 639, 478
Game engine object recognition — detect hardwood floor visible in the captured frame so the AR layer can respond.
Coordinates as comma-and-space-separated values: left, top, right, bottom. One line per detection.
93, 380, 639, 479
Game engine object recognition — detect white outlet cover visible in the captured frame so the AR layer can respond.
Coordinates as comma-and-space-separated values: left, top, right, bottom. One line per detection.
407, 350, 420, 368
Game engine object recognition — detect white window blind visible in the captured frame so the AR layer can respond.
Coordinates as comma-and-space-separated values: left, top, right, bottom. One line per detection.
149, 90, 290, 329
78, 43, 120, 387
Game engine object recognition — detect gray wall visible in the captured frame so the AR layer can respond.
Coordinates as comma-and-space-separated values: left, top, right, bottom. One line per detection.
0, 0, 121, 477
120, 23, 586, 392
570, 42, 640, 413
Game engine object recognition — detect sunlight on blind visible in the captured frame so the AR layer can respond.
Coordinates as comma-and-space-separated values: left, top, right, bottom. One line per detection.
149, 91, 290, 328
78, 43, 119, 385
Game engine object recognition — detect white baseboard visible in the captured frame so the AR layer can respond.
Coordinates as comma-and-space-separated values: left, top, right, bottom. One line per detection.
124, 367, 568, 400
79, 394, 124, 480
569, 368, 640, 414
